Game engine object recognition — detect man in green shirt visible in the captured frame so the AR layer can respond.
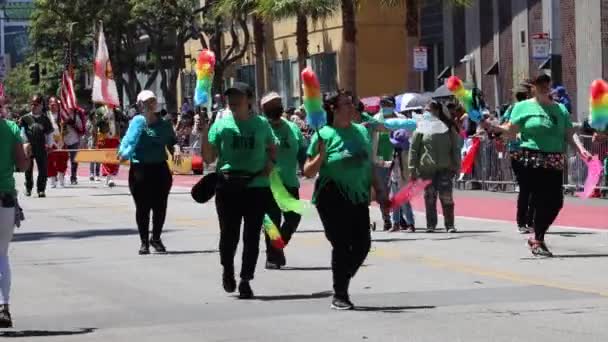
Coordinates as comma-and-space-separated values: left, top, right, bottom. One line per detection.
260, 92, 305, 269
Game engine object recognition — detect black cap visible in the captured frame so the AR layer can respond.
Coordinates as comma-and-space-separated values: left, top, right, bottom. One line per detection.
224, 82, 253, 98
380, 96, 395, 107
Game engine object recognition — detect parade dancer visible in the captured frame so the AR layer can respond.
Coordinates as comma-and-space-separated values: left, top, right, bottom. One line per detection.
201, 82, 277, 299
260, 92, 304, 270
97, 105, 119, 187
482, 74, 592, 257
46, 97, 69, 188
20, 95, 53, 198
119, 90, 179, 255
304, 91, 389, 310
0, 111, 30, 327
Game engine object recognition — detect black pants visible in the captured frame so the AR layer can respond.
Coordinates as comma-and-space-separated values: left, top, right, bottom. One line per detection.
66, 143, 80, 182
216, 183, 273, 281
25, 151, 48, 193
511, 159, 535, 227
128, 163, 173, 244
265, 187, 301, 262
519, 166, 564, 241
316, 181, 371, 296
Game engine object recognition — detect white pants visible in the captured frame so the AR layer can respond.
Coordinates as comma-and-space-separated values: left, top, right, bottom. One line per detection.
0, 207, 15, 304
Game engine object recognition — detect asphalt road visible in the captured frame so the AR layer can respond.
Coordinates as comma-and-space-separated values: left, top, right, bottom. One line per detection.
4, 175, 608, 341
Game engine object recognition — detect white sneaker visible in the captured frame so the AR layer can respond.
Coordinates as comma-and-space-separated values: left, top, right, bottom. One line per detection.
95, 176, 101, 183
106, 176, 115, 188
50, 177, 57, 188
58, 173, 65, 188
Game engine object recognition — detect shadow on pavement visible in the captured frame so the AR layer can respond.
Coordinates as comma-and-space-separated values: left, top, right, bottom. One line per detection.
295, 230, 325, 234
255, 291, 333, 301
164, 250, 218, 255
13, 229, 174, 242
554, 254, 608, 258
0, 327, 96, 337
354, 305, 436, 313
547, 232, 596, 236
372, 237, 418, 243
280, 266, 332, 271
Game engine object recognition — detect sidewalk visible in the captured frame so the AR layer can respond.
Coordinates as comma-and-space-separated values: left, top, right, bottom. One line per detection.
75, 164, 608, 230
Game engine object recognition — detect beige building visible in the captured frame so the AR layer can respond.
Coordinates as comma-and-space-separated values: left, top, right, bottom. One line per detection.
179, 1, 411, 109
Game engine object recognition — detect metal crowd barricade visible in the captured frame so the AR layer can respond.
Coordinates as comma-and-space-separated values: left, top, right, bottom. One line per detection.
458, 135, 608, 198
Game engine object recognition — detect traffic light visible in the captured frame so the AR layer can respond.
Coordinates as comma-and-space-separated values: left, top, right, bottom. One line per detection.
29, 63, 40, 85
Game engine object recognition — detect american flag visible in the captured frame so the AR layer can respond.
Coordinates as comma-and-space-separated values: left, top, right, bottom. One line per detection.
60, 41, 77, 115
0, 82, 4, 99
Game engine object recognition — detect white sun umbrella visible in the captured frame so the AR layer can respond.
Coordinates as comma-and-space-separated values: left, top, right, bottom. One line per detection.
395, 93, 431, 112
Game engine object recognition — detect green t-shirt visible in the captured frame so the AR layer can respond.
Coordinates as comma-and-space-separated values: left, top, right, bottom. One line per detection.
510, 99, 573, 153
272, 118, 304, 188
0, 119, 23, 194
307, 123, 372, 204
132, 118, 177, 164
208, 114, 277, 187
376, 131, 393, 161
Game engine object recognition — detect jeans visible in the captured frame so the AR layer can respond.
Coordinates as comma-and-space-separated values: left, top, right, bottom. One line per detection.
25, 152, 48, 193
128, 163, 173, 244
265, 187, 301, 263
374, 166, 391, 224
423, 169, 455, 229
215, 183, 273, 281
316, 181, 370, 296
90, 163, 101, 177
511, 158, 535, 227
66, 143, 80, 182
389, 181, 415, 226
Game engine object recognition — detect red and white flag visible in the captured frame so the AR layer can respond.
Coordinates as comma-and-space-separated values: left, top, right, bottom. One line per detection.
60, 71, 78, 114
92, 24, 120, 108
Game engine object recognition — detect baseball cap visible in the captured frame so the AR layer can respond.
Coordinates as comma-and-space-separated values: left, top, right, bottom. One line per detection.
260, 92, 282, 106
137, 90, 156, 103
224, 82, 253, 98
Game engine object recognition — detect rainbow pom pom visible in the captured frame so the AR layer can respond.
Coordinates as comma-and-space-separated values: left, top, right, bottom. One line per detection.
589, 79, 608, 131
446, 76, 481, 122
194, 50, 216, 106
263, 214, 285, 249
301, 67, 327, 130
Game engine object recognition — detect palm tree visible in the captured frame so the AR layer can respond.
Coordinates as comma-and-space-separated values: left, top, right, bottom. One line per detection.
341, 0, 357, 97
257, 0, 338, 99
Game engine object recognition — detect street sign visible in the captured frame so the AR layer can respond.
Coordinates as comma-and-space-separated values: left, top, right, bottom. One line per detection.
413, 46, 428, 71
531, 33, 550, 60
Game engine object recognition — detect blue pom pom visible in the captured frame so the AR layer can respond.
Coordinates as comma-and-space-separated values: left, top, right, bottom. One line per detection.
118, 115, 147, 160
468, 109, 482, 123
195, 90, 209, 106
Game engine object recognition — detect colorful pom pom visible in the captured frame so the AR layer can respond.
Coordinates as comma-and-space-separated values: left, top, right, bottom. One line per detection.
301, 67, 327, 130
589, 79, 608, 131
194, 50, 216, 106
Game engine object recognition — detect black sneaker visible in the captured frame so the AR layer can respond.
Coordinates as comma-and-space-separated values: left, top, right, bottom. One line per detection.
0, 306, 12, 328
139, 243, 150, 255
222, 270, 236, 293
447, 227, 458, 233
383, 221, 392, 231
25, 189, 32, 197
71, 179, 78, 185
150, 239, 167, 253
426, 227, 436, 233
238, 281, 254, 299
38, 192, 46, 198
331, 295, 354, 310
265, 261, 281, 270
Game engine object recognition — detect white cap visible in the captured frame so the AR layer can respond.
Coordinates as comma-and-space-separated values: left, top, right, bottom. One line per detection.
260, 92, 282, 106
137, 90, 156, 103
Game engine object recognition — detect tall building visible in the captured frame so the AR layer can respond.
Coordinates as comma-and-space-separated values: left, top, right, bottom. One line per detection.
0, 0, 32, 78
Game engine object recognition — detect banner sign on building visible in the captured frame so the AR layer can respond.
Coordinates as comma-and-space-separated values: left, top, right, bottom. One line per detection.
413, 46, 428, 71
531, 33, 550, 60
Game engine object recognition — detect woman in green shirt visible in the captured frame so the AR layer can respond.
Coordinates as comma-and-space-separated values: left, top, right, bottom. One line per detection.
120, 90, 179, 255
201, 82, 277, 299
0, 113, 30, 328
260, 92, 304, 270
304, 91, 389, 311
482, 74, 591, 257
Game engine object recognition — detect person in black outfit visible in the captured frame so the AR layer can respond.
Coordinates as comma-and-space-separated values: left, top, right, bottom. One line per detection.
20, 95, 53, 198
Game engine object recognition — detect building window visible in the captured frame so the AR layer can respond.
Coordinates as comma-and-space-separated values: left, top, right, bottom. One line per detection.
181, 71, 196, 102
309, 52, 337, 94
271, 59, 294, 107
235, 64, 256, 91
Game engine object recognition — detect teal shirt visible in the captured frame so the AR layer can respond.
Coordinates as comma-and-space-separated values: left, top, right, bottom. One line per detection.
132, 119, 177, 164
272, 118, 304, 188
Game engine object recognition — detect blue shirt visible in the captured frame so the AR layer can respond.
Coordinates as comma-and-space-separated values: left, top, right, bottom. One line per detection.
132, 118, 177, 164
